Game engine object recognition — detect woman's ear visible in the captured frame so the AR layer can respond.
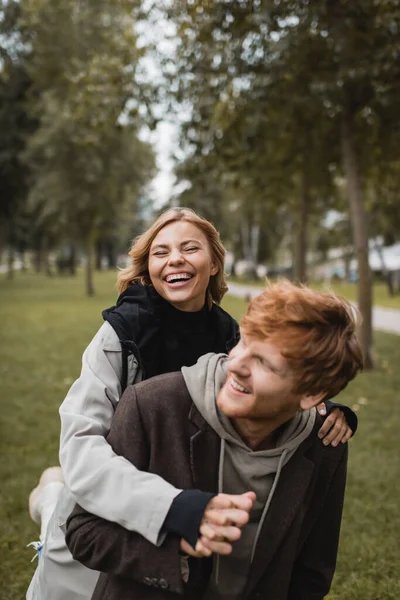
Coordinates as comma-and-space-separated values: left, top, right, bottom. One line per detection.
300, 391, 326, 410
210, 263, 219, 276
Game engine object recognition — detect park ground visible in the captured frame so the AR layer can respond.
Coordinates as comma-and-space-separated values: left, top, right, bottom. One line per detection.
0, 271, 399, 600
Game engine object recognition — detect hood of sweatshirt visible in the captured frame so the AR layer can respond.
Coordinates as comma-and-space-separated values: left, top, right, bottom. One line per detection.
182, 352, 316, 600
182, 352, 315, 459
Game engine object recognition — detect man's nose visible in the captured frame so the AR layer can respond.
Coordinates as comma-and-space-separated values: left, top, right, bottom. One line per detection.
229, 347, 250, 376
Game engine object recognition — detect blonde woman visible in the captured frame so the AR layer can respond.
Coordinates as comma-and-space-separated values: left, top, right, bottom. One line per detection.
26, 208, 356, 600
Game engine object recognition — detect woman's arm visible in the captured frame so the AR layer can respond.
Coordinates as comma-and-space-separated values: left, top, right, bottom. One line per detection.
65, 390, 185, 593
59, 321, 181, 545
316, 400, 358, 446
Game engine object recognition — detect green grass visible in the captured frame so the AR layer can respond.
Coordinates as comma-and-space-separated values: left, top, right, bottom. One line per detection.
229, 276, 400, 310
0, 271, 399, 599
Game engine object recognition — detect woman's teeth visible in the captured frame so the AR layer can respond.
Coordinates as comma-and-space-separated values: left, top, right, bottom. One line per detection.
166, 273, 192, 283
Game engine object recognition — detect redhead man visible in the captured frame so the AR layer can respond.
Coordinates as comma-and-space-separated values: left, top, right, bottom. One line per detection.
66, 280, 363, 600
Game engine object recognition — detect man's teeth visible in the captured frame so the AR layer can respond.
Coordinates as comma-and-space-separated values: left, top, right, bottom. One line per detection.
230, 378, 250, 393
166, 274, 192, 283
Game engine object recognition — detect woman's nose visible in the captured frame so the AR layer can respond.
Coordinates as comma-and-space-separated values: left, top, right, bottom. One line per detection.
168, 249, 184, 264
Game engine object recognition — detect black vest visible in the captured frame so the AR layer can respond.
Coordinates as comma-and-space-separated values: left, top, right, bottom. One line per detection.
102, 284, 239, 391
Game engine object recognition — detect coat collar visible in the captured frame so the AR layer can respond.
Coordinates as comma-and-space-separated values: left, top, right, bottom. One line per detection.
245, 450, 314, 594
244, 422, 320, 595
187, 403, 322, 595
188, 403, 220, 493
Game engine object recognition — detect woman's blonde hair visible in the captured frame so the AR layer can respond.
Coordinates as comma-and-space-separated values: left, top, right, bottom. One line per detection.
117, 207, 228, 307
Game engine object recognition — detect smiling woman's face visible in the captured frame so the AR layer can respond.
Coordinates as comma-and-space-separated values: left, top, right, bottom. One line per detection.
148, 220, 218, 312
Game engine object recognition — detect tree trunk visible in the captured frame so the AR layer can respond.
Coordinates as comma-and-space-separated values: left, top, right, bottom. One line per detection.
7, 247, 14, 280
40, 238, 53, 277
293, 167, 309, 284
69, 244, 77, 276
374, 241, 394, 296
106, 243, 117, 269
20, 251, 27, 272
241, 219, 260, 280
344, 253, 351, 282
95, 241, 102, 271
34, 245, 43, 273
341, 109, 373, 368
85, 231, 95, 296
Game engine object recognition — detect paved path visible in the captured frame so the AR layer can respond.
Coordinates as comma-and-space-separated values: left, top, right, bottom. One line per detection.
227, 282, 400, 335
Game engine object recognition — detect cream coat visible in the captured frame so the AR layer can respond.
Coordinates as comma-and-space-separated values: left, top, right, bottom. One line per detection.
26, 322, 181, 600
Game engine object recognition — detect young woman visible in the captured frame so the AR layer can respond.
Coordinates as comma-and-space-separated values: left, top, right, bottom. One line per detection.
26, 208, 355, 600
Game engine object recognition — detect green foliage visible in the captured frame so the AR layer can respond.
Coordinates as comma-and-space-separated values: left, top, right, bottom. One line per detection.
21, 0, 154, 240
0, 271, 399, 599
0, 0, 155, 288
0, 1, 36, 250
161, 0, 400, 361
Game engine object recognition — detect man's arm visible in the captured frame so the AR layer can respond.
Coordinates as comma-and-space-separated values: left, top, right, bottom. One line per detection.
287, 446, 348, 600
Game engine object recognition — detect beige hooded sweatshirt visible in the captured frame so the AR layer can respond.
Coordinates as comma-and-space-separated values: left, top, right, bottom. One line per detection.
182, 353, 316, 600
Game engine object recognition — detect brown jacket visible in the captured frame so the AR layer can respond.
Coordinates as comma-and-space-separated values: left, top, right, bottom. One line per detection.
66, 372, 348, 600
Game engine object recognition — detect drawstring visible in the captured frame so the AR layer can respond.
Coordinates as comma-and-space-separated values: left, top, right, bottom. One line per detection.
214, 438, 226, 585
250, 448, 288, 563
26, 540, 43, 562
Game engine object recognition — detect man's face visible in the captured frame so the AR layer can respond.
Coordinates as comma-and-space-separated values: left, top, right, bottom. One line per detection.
217, 334, 306, 421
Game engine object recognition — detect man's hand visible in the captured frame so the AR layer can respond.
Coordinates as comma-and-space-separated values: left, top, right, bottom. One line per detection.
180, 492, 256, 558
317, 404, 352, 446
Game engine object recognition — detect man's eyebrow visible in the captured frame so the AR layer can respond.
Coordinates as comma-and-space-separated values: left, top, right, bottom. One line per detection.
252, 351, 285, 374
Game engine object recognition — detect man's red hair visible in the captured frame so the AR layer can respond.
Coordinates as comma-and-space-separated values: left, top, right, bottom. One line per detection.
241, 280, 363, 399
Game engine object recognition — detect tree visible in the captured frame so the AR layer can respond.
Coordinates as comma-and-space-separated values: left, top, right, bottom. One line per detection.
162, 0, 400, 367
0, 0, 37, 277
20, 0, 155, 294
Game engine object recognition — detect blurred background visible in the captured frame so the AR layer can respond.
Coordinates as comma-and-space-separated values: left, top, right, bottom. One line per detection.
0, 1, 399, 599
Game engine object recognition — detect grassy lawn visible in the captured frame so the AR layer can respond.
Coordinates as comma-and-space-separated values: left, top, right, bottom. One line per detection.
0, 271, 399, 599
229, 276, 400, 310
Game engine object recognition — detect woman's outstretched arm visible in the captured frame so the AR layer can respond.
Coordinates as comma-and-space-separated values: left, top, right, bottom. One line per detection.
59, 321, 181, 545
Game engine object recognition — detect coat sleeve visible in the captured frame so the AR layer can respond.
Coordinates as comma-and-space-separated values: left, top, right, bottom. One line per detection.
65, 388, 185, 593
59, 322, 181, 545
287, 446, 348, 600
325, 399, 358, 435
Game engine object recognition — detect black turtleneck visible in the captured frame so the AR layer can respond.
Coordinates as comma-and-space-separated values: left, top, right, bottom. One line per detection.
159, 302, 224, 374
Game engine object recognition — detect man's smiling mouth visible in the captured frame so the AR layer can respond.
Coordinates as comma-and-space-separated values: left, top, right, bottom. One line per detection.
229, 377, 250, 394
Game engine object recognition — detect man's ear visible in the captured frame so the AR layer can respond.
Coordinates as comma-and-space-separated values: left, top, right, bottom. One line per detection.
300, 391, 326, 411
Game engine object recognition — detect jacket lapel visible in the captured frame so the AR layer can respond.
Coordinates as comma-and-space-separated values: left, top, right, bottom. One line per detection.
188, 403, 220, 493
245, 442, 315, 595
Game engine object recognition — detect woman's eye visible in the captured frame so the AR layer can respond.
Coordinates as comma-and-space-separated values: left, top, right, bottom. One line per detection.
184, 246, 199, 252
153, 251, 167, 256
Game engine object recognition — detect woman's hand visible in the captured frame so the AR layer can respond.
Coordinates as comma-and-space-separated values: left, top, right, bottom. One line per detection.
317, 404, 353, 446
180, 492, 256, 558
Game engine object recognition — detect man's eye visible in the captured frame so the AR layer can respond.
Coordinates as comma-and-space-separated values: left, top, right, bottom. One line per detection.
256, 357, 271, 369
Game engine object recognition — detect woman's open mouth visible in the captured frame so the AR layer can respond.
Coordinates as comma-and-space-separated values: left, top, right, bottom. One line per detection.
164, 272, 194, 288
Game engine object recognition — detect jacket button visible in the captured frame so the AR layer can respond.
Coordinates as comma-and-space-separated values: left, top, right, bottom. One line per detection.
159, 579, 169, 589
